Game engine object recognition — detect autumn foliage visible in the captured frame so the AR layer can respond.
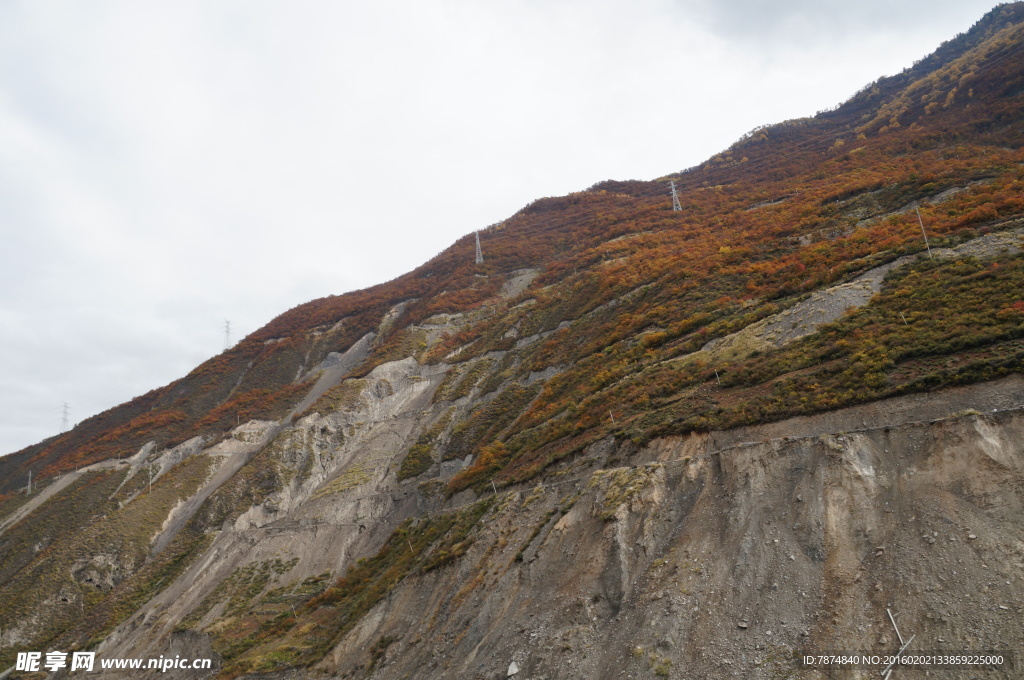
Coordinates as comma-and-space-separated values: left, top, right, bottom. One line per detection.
4, 3, 1024, 499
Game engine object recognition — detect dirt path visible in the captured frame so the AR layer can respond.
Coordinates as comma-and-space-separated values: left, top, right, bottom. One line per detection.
0, 457, 127, 539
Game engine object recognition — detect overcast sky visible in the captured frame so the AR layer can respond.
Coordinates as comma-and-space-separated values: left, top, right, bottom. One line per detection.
0, 0, 1005, 456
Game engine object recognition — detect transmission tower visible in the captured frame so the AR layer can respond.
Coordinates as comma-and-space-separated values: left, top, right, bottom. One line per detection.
60, 402, 70, 433
475, 231, 484, 265
670, 180, 682, 212
224, 319, 232, 351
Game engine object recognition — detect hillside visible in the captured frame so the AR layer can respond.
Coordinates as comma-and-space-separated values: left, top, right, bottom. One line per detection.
2, 4, 1024, 679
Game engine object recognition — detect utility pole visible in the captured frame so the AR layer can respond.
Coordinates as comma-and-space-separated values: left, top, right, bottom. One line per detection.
60, 402, 70, 433
224, 319, 232, 351
915, 206, 933, 259
670, 180, 683, 212
475, 231, 484, 265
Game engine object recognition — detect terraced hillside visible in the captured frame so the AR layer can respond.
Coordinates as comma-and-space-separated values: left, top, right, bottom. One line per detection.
2, 4, 1024, 679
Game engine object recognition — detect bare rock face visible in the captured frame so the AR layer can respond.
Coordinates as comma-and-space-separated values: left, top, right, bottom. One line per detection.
4, 277, 1024, 680
71, 554, 126, 592
6, 217, 1024, 680
298, 396, 1022, 680
5, 9, 1024, 676
77, 374, 1023, 680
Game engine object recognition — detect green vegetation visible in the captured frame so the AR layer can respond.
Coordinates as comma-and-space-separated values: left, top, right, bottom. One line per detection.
367, 634, 397, 671
203, 428, 312, 518
312, 462, 372, 498
444, 382, 542, 493
181, 558, 299, 630
300, 379, 367, 418
650, 654, 672, 677
0, 490, 32, 524
221, 498, 495, 676
397, 408, 455, 481
433, 358, 494, 403
0, 453, 220, 668
444, 383, 538, 463
354, 327, 429, 377
470, 237, 1024, 487
515, 509, 556, 562
663, 253, 1024, 433
476, 350, 524, 396
190, 382, 313, 442
431, 363, 468, 403
4, 8, 1024, 676
589, 465, 663, 521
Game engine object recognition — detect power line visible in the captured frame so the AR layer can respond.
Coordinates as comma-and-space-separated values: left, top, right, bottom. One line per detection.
678, 37, 1024, 189
916, 206, 933, 259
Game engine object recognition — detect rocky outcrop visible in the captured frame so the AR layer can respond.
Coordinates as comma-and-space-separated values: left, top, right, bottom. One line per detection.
297, 382, 1023, 680
82, 374, 1024, 679
5, 9, 1024, 676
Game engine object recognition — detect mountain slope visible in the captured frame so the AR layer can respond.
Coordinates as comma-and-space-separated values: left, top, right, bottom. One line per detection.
2, 5, 1024, 679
